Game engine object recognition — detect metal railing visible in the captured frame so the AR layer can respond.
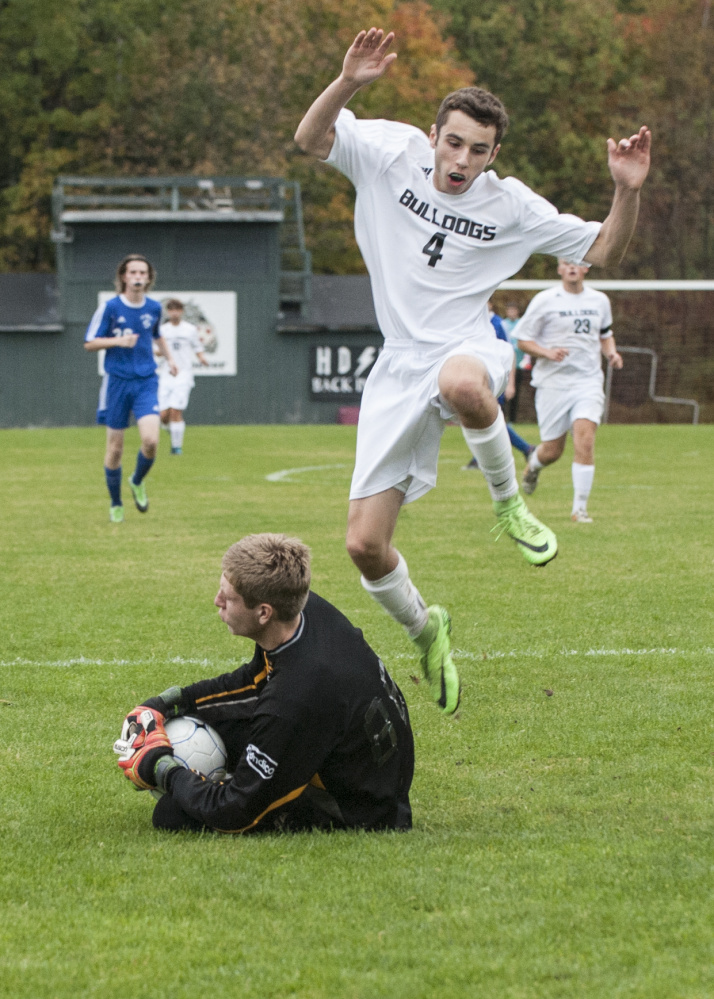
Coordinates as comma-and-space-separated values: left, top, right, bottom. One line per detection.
51, 175, 311, 309
604, 346, 700, 424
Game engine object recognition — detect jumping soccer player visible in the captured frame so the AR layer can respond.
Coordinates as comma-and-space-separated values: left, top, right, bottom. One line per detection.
293, 27, 651, 715
84, 254, 177, 522
157, 299, 209, 455
114, 534, 414, 833
517, 260, 623, 522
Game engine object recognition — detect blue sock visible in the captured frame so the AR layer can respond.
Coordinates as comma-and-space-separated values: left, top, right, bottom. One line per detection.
105, 466, 122, 506
132, 450, 154, 485
507, 424, 533, 457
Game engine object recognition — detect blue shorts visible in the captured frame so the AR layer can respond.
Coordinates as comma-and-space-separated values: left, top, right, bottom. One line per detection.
97, 373, 160, 429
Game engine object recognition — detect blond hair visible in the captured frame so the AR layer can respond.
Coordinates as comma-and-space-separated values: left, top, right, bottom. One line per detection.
222, 534, 311, 620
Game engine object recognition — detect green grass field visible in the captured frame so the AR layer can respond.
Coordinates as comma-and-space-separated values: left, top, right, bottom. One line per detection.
1, 423, 712, 999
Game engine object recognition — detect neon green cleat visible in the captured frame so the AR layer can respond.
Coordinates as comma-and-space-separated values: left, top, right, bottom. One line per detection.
109, 505, 124, 523
493, 493, 557, 566
413, 606, 461, 715
128, 475, 149, 513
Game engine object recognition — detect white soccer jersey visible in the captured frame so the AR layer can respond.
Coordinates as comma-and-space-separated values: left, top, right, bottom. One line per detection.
326, 109, 602, 347
515, 285, 613, 390
158, 320, 203, 384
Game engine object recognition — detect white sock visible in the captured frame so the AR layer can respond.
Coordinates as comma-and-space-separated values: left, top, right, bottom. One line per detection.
169, 421, 185, 449
462, 409, 518, 501
361, 552, 428, 638
528, 448, 545, 471
572, 462, 594, 512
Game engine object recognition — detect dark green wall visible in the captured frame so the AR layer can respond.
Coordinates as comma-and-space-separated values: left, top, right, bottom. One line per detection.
0, 217, 378, 427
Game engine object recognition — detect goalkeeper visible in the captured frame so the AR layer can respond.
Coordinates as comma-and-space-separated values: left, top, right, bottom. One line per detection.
114, 533, 414, 833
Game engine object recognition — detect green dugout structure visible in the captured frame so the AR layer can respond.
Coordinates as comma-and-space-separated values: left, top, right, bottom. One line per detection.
0, 175, 382, 428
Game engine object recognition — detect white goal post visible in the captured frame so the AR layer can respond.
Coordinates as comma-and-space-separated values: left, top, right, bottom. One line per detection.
496, 279, 712, 425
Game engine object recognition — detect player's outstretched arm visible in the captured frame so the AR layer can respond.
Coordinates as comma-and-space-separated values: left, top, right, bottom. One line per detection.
585, 126, 651, 268
294, 28, 397, 159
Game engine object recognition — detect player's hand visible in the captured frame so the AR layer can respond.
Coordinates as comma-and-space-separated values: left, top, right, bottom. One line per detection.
168, 361, 178, 376
116, 333, 139, 348
546, 347, 569, 362
113, 706, 173, 790
341, 28, 397, 88
607, 351, 623, 369
607, 126, 651, 191
118, 704, 165, 744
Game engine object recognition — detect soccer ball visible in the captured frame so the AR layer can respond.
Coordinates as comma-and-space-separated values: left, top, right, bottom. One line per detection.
164, 715, 227, 781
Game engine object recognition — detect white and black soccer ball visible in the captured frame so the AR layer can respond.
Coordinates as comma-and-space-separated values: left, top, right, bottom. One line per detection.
164, 715, 227, 781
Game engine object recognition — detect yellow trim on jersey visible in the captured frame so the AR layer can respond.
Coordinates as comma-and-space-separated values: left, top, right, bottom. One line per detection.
215, 783, 308, 835
194, 661, 272, 704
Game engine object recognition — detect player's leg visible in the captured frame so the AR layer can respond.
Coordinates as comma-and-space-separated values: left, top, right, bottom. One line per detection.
346, 491, 460, 714
104, 427, 125, 522
152, 793, 206, 832
129, 413, 160, 512
522, 434, 567, 494
158, 375, 171, 432
441, 355, 557, 566
128, 376, 161, 512
168, 406, 186, 454
102, 375, 132, 522
522, 387, 571, 496
571, 418, 597, 522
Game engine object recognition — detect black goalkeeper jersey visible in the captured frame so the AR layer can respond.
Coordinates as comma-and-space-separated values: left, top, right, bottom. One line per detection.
163, 591, 414, 833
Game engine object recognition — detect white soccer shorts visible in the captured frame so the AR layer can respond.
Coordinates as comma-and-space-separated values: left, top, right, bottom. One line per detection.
158, 374, 193, 412
350, 336, 513, 505
534, 382, 605, 442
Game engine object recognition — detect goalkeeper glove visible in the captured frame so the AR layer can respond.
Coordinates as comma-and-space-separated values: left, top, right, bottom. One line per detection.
113, 706, 175, 790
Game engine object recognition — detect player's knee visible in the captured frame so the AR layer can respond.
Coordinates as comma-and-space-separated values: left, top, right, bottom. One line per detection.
345, 529, 386, 573
443, 376, 491, 420
542, 441, 564, 463
105, 443, 123, 465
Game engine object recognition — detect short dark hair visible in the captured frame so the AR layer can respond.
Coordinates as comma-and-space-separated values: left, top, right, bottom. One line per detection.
164, 299, 184, 311
115, 254, 156, 293
222, 533, 311, 621
435, 87, 509, 147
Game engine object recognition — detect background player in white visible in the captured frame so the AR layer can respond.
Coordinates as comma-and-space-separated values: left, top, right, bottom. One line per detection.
84, 255, 177, 522
294, 27, 650, 714
517, 260, 623, 522
157, 299, 209, 454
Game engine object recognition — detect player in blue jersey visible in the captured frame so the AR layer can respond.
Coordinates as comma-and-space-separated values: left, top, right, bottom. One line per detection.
84, 254, 177, 522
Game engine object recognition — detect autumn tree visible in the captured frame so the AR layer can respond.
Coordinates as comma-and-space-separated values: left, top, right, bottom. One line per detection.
0, 0, 472, 273
429, 0, 714, 279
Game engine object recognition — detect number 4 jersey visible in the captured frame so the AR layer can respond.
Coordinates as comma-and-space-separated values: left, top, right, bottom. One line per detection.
514, 284, 614, 390
325, 109, 602, 347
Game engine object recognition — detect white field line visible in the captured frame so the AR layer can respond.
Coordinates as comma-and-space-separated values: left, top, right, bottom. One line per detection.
3, 648, 714, 668
265, 463, 349, 483
398, 646, 714, 663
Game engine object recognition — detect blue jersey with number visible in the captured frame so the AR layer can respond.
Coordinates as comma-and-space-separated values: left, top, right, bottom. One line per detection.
85, 295, 162, 378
